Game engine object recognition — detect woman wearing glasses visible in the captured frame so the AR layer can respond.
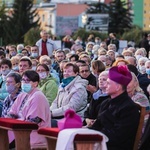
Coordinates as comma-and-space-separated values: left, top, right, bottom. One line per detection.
7, 70, 51, 149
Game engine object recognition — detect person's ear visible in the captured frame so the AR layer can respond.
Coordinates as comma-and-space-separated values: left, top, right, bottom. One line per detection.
16, 82, 21, 88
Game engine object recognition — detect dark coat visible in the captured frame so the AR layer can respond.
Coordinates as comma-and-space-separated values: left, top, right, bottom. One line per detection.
82, 73, 97, 103
137, 73, 150, 98
91, 91, 140, 150
139, 115, 150, 150
84, 95, 110, 120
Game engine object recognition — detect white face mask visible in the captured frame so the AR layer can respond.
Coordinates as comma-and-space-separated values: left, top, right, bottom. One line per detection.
135, 55, 143, 60
124, 56, 131, 60
38, 72, 48, 79
139, 65, 146, 74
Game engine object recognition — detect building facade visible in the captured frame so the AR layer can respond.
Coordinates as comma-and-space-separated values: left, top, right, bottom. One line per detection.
143, 0, 150, 31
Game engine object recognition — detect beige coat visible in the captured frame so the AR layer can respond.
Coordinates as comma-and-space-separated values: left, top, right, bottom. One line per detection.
50, 76, 88, 119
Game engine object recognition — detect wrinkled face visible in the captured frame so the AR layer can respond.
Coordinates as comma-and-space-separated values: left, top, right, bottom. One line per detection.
79, 66, 90, 79
105, 78, 120, 97
63, 66, 77, 79
98, 74, 108, 90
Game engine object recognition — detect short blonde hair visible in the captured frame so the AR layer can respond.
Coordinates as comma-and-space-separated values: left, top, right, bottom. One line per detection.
11, 56, 20, 64
98, 48, 107, 56
39, 55, 51, 65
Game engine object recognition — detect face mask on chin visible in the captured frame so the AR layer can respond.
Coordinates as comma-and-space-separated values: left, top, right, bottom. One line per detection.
31, 53, 38, 58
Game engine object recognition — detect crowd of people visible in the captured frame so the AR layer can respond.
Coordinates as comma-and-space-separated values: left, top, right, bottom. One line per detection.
0, 30, 150, 149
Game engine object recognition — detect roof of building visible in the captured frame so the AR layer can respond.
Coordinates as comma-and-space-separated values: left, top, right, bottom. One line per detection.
57, 3, 88, 16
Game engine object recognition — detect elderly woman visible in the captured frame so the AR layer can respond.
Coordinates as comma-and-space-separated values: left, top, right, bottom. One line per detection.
127, 72, 150, 107
1, 72, 22, 117
135, 48, 145, 60
137, 57, 149, 74
8, 70, 51, 148
36, 64, 58, 105
50, 62, 88, 127
84, 71, 110, 127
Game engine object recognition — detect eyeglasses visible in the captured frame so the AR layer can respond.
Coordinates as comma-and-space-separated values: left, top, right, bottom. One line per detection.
80, 70, 89, 73
21, 78, 31, 83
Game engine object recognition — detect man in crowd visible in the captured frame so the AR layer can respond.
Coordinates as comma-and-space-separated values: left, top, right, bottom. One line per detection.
19, 57, 32, 74
52, 50, 66, 74
90, 65, 140, 150
30, 45, 39, 59
36, 30, 57, 57
79, 64, 97, 103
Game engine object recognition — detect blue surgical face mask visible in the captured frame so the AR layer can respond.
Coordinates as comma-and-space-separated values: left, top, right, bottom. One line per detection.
146, 69, 150, 75
1, 69, 10, 76
13, 65, 19, 71
11, 51, 17, 56
31, 53, 38, 58
32, 66, 36, 71
21, 83, 32, 93
17, 49, 22, 54
6, 84, 16, 94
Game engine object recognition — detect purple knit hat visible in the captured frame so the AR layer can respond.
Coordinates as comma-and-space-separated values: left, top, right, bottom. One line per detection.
109, 65, 132, 86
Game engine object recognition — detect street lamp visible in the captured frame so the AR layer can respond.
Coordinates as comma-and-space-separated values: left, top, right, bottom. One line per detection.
82, 13, 88, 29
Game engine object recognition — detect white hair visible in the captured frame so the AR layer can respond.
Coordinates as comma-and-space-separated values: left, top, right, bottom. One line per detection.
17, 44, 24, 50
